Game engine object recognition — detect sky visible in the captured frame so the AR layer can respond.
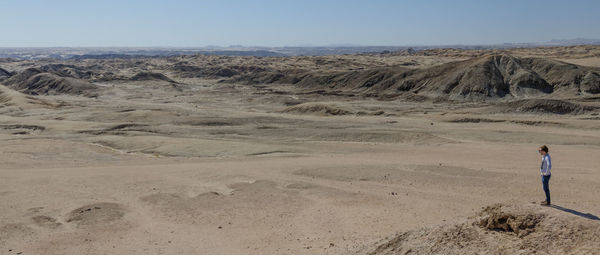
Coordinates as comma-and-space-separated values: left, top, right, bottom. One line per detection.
1, 0, 599, 47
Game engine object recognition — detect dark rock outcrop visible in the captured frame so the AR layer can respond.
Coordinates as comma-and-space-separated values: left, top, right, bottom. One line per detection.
3, 68, 97, 96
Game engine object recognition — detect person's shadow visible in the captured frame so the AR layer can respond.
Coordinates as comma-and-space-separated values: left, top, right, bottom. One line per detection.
550, 205, 600, 220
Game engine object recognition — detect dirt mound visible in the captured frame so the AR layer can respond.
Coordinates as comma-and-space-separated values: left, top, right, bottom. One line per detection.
501, 99, 591, 114
129, 71, 176, 82
31, 215, 62, 229
3, 68, 97, 96
369, 204, 600, 255
477, 204, 544, 236
65, 202, 126, 227
281, 102, 353, 116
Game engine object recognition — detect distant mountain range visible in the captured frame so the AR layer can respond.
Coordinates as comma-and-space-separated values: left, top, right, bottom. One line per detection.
1, 39, 599, 59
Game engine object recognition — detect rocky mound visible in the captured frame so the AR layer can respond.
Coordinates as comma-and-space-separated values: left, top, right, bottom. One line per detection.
171, 62, 269, 79
129, 71, 176, 82
0, 67, 11, 79
281, 103, 353, 116
39, 64, 95, 79
523, 58, 600, 94
228, 55, 600, 101
4, 68, 43, 83
369, 204, 600, 255
3, 68, 97, 96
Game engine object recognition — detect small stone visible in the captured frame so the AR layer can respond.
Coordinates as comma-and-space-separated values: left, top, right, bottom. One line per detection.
218, 226, 222, 229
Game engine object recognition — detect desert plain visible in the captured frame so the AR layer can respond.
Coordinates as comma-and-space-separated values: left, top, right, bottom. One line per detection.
1, 46, 600, 254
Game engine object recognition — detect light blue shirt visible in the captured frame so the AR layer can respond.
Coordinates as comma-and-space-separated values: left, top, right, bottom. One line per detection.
540, 154, 552, 176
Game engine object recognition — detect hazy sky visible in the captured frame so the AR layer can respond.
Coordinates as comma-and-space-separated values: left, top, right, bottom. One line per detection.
1, 0, 599, 47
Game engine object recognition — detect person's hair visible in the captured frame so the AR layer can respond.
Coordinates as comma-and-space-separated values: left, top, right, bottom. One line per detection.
540, 145, 549, 153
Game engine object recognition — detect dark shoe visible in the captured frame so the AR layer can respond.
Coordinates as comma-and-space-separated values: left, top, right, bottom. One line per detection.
540, 201, 550, 206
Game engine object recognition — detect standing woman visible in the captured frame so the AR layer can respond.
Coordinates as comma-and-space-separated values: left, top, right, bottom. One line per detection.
539, 145, 552, 205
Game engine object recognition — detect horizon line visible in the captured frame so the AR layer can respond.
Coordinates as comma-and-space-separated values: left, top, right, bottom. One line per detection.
1, 38, 600, 49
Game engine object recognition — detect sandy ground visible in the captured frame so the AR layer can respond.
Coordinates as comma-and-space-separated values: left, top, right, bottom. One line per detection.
1, 77, 600, 254
559, 57, 600, 67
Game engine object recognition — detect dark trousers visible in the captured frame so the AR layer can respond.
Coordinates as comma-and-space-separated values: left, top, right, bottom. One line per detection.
542, 175, 551, 203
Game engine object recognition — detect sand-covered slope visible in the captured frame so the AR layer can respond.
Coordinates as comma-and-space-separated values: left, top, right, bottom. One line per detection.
0, 84, 61, 110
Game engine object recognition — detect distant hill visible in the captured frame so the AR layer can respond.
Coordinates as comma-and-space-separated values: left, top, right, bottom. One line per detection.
68, 50, 286, 60
3, 68, 97, 96
228, 54, 600, 101
2, 38, 599, 59
545, 38, 600, 46
129, 72, 176, 82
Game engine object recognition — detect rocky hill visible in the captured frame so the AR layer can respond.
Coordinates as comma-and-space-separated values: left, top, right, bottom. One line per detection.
2, 68, 97, 96
228, 54, 600, 101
